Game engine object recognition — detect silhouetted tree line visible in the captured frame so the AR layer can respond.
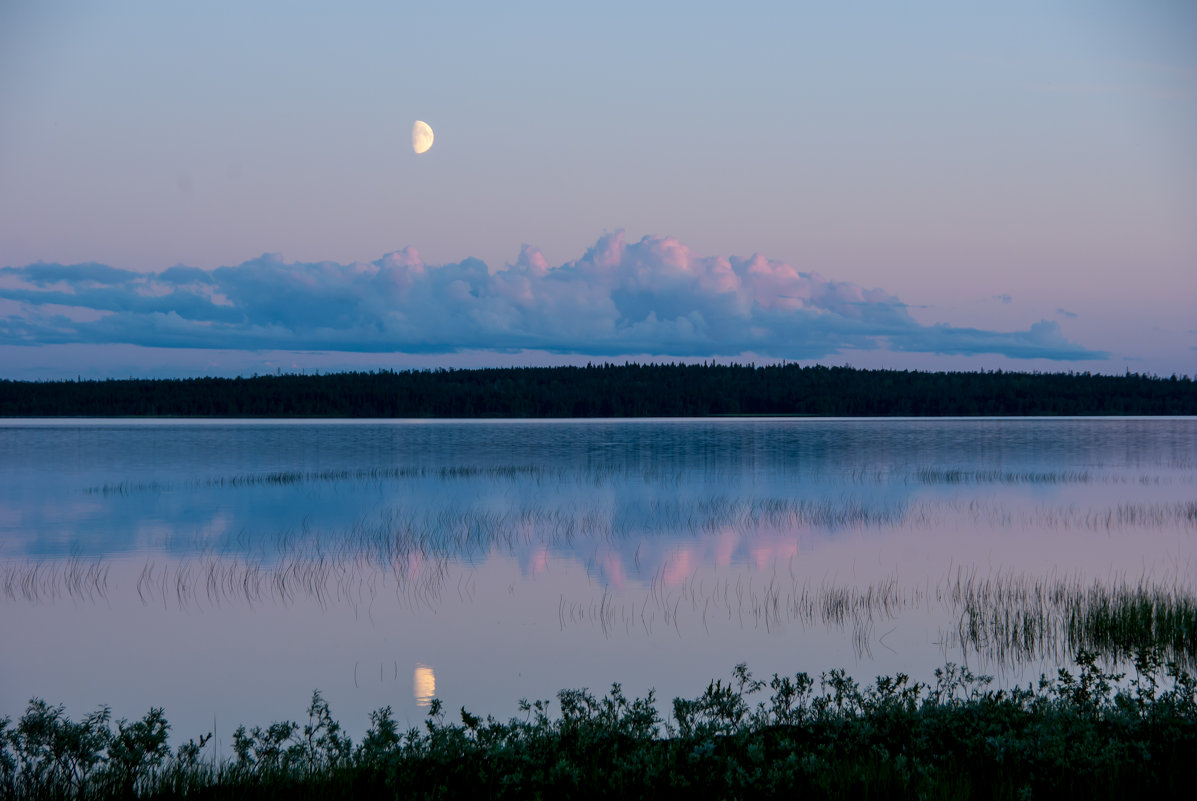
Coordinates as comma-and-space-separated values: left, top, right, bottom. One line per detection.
1, 364, 1195, 417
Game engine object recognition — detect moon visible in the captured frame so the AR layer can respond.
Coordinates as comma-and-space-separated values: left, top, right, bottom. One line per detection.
412, 120, 434, 154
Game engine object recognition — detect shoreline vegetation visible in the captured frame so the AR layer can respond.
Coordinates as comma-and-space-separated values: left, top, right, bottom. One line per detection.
3, 363, 1196, 417
3, 653, 1195, 799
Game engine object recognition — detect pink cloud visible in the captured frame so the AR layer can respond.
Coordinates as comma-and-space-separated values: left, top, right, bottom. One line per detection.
662, 546, 695, 587
0, 232, 1107, 361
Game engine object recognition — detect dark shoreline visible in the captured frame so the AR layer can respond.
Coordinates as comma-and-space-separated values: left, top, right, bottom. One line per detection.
4, 653, 1195, 800
3, 363, 1195, 417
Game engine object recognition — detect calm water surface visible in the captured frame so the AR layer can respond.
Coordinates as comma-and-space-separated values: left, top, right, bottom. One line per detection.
2, 418, 1194, 743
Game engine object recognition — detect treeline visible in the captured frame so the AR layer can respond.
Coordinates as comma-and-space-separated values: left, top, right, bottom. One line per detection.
1, 363, 1195, 417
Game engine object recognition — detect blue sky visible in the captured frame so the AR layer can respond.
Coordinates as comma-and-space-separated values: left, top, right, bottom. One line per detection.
1, 1, 1194, 378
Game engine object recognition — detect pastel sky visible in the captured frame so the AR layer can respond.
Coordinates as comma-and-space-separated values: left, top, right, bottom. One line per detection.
1, 1, 1194, 379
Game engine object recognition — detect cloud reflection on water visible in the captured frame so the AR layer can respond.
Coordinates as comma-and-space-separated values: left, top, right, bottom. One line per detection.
2, 418, 1195, 742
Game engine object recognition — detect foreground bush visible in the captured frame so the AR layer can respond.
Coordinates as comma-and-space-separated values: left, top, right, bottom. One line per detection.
3, 650, 1195, 799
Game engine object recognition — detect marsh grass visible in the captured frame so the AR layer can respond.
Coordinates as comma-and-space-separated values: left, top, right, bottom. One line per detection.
81, 461, 1192, 498
916, 468, 1097, 485
3, 654, 1195, 800
7, 550, 1194, 673
942, 568, 1197, 669
79, 462, 704, 499
563, 566, 1197, 668
1067, 585, 1197, 662
83, 465, 549, 496
0, 558, 108, 605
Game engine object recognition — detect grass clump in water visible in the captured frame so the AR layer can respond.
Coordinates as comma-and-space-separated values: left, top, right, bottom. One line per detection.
3, 650, 1197, 799
1068, 586, 1197, 664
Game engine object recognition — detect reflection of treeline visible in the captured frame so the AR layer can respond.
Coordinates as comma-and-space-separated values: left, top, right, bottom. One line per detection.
2, 364, 1195, 416
3, 655, 1195, 799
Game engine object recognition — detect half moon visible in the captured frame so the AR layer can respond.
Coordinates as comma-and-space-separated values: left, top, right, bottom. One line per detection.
412, 120, 434, 154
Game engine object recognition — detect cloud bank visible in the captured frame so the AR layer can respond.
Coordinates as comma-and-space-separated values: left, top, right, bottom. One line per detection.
0, 232, 1105, 361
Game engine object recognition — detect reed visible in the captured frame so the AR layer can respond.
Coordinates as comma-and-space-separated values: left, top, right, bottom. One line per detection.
84, 460, 1189, 498
916, 468, 1096, 485
84, 465, 549, 496
944, 567, 1197, 669
6, 549, 1195, 670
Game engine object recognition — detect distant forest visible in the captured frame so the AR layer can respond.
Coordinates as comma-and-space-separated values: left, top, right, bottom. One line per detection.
1, 364, 1195, 417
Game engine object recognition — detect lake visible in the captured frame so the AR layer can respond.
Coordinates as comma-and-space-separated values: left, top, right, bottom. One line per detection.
2, 417, 1194, 745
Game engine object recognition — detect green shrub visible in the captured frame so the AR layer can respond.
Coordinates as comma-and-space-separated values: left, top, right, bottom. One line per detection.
2, 649, 1195, 799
